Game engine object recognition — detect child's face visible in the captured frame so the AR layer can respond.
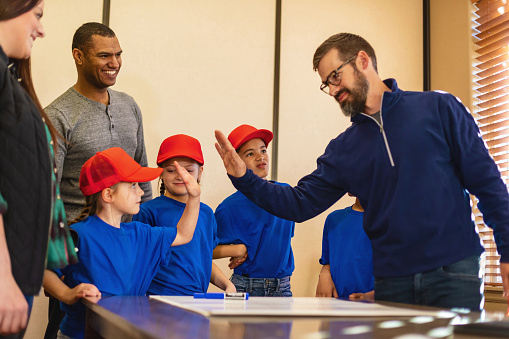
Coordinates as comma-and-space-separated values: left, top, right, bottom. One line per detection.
111, 182, 144, 215
237, 138, 269, 179
161, 157, 203, 202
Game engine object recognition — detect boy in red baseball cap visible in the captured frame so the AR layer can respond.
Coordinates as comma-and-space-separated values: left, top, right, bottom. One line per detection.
42, 147, 200, 339
214, 125, 296, 296
133, 134, 236, 295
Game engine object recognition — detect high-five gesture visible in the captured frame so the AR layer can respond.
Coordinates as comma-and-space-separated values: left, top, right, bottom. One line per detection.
214, 130, 247, 178
174, 161, 201, 199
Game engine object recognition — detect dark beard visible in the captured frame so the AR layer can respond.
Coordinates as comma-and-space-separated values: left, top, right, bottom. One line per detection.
335, 68, 369, 118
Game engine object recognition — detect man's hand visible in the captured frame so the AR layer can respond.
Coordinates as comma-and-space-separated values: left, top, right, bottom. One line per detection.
315, 265, 338, 298
214, 130, 247, 178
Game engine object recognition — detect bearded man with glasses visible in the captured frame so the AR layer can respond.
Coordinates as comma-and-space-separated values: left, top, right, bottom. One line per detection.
215, 32, 509, 312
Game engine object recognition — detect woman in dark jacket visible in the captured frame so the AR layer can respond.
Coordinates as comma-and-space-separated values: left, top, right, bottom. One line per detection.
0, 1, 77, 337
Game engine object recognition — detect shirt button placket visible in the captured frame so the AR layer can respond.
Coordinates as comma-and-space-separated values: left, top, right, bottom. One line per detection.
107, 108, 114, 130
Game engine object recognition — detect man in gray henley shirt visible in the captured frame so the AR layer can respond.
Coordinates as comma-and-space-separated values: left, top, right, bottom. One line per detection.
45, 23, 152, 223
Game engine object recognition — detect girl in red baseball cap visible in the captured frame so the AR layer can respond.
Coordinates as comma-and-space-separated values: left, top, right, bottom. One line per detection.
133, 134, 236, 296
42, 147, 200, 339
214, 125, 296, 297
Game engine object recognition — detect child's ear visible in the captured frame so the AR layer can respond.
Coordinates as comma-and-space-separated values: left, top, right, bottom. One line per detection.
101, 188, 113, 203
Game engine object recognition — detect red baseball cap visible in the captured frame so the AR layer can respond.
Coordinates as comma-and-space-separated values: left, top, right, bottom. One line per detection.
157, 134, 204, 166
79, 147, 163, 196
228, 124, 273, 150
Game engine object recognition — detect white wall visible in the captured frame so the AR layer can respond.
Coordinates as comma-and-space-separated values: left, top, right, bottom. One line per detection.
26, 1, 424, 337
32, 0, 103, 106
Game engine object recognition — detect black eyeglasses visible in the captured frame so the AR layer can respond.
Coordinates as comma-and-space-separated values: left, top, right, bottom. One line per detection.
319, 55, 357, 94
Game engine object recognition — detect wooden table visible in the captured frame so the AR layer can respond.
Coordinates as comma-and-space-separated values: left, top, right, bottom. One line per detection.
83, 296, 507, 338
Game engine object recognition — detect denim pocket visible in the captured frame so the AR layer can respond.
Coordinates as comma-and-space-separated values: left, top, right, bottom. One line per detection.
439, 255, 480, 280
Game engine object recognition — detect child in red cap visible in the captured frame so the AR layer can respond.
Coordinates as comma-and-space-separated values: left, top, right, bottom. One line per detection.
214, 125, 295, 296
42, 147, 200, 339
133, 135, 236, 295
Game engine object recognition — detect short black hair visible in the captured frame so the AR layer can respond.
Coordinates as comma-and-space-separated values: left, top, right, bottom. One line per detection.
72, 22, 116, 53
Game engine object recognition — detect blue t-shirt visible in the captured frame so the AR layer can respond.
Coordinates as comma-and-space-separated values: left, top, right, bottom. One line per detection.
133, 195, 218, 295
215, 182, 295, 279
59, 215, 176, 339
320, 207, 374, 298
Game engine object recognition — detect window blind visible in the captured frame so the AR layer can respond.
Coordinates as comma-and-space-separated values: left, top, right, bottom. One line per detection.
471, 0, 509, 286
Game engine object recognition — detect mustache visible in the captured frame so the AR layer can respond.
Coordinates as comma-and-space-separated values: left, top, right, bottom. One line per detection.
334, 88, 350, 103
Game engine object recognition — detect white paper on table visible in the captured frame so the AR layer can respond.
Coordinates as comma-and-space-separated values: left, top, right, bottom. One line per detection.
149, 296, 446, 318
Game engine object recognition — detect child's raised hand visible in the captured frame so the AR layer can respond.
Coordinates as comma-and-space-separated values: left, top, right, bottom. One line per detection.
174, 161, 201, 198
214, 130, 247, 178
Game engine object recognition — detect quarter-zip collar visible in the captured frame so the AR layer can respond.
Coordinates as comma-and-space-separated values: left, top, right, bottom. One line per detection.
351, 78, 402, 124
350, 78, 400, 167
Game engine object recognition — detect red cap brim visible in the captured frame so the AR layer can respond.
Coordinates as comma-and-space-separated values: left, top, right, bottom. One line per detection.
235, 130, 273, 150
123, 167, 163, 183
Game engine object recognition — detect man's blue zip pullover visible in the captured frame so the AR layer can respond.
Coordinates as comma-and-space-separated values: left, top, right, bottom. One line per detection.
230, 79, 509, 277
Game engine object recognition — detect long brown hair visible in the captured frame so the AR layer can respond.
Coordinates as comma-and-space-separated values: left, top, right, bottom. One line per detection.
0, 0, 40, 20
70, 193, 100, 226
1, 0, 60, 150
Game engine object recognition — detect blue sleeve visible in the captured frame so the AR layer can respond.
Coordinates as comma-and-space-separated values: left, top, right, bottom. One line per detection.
53, 268, 64, 278
212, 215, 219, 248
133, 205, 155, 226
159, 226, 177, 265
229, 147, 347, 223
215, 206, 239, 245
319, 216, 331, 265
440, 94, 509, 261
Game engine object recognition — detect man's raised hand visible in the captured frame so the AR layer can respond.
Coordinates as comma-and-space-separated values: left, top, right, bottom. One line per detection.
214, 130, 246, 178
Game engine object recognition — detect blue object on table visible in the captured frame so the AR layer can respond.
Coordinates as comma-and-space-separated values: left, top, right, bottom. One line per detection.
193, 292, 249, 300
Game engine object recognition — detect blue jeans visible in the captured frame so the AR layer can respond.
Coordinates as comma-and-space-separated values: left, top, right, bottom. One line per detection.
231, 274, 293, 297
374, 255, 483, 310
